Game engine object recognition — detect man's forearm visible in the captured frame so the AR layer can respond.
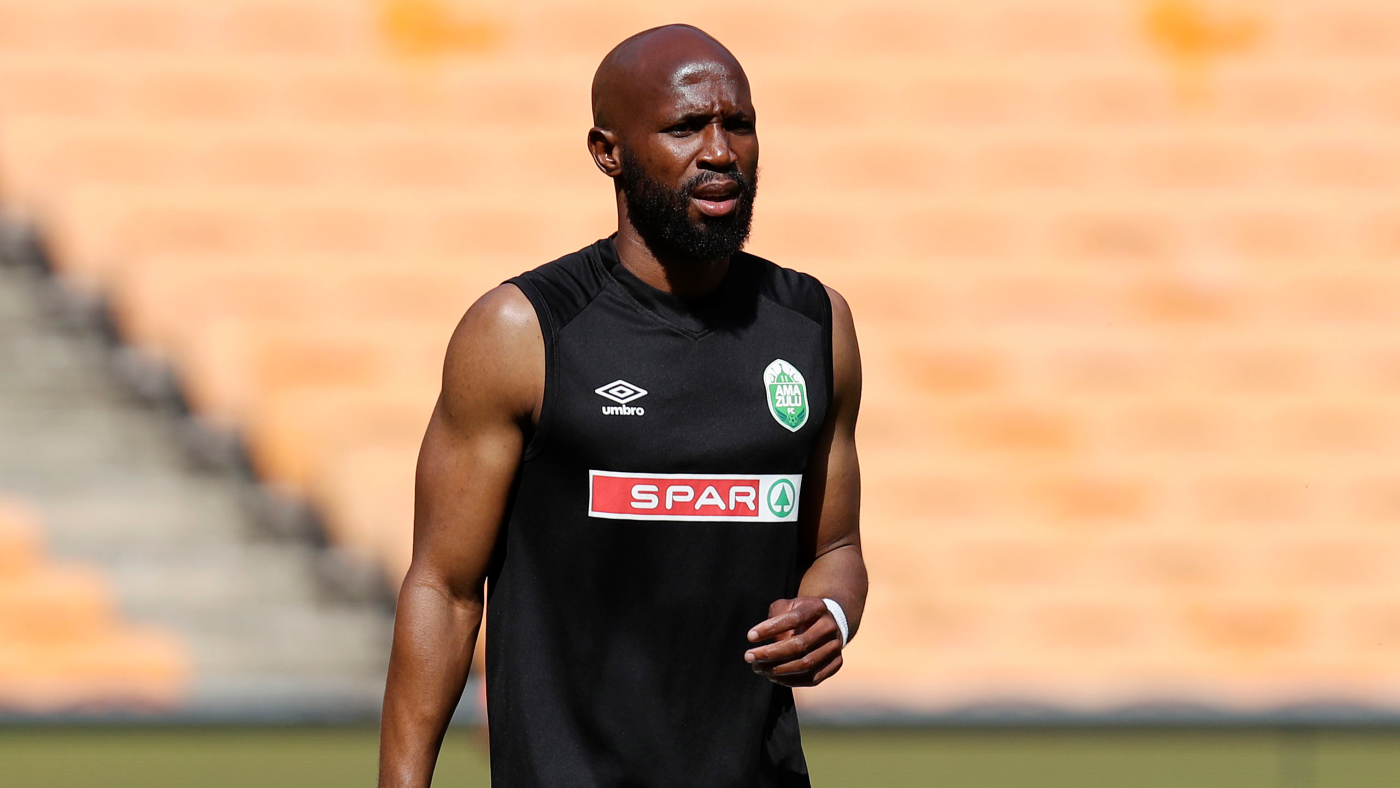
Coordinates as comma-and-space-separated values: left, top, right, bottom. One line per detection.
378, 575, 484, 788
797, 543, 868, 639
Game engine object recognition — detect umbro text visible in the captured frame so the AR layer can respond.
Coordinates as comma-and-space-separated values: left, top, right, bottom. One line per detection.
601, 404, 645, 416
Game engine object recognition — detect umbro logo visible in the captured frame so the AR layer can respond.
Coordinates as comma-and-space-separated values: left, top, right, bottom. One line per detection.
596, 380, 647, 416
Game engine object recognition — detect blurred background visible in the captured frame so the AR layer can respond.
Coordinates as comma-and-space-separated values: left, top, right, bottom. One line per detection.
2, 0, 1400, 785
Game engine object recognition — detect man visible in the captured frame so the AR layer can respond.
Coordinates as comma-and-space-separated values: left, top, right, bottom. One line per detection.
379, 24, 866, 788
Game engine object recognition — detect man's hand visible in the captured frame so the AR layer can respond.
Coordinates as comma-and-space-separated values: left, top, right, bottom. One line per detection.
744, 597, 844, 688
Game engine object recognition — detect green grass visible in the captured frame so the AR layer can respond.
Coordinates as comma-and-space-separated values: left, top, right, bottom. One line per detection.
0, 726, 1398, 787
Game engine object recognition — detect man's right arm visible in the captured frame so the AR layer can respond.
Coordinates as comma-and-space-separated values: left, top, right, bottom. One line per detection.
378, 284, 544, 788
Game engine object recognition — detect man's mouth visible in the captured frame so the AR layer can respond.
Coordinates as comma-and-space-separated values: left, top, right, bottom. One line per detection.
690, 181, 741, 217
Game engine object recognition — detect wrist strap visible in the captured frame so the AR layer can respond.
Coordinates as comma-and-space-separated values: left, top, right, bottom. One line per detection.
822, 598, 850, 648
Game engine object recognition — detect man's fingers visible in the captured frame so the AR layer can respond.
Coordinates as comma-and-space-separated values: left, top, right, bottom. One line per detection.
747, 599, 824, 643
764, 647, 844, 688
809, 652, 844, 684
745, 616, 837, 664
756, 638, 841, 677
746, 610, 805, 642
745, 632, 814, 666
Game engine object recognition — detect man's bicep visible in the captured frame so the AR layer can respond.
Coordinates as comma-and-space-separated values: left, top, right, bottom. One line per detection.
803, 287, 863, 557
813, 424, 860, 552
410, 404, 523, 595
406, 285, 543, 598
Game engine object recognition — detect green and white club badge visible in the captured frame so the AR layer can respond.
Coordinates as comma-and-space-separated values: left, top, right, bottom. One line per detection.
763, 359, 809, 432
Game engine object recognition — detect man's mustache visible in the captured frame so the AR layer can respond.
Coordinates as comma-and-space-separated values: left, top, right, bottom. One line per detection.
683, 169, 752, 198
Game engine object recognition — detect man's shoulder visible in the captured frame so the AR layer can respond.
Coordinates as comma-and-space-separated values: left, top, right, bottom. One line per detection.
439, 282, 543, 424
509, 240, 607, 289
507, 239, 615, 330
737, 250, 831, 327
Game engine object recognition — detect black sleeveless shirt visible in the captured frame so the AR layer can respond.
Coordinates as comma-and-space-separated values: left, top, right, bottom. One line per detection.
488, 238, 832, 787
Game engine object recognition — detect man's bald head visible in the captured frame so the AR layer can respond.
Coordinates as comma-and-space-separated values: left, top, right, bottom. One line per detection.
591, 25, 747, 130
587, 25, 759, 265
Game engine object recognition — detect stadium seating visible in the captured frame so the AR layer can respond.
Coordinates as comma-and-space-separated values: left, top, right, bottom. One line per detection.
0, 497, 187, 711
3, 0, 1400, 715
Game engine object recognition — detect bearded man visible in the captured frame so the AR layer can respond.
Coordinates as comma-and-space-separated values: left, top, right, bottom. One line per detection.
378, 24, 867, 788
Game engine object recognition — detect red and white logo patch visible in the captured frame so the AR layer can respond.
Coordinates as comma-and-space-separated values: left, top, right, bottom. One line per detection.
588, 471, 802, 522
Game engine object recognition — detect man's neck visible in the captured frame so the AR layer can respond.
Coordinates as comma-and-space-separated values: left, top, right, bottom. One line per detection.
613, 226, 729, 298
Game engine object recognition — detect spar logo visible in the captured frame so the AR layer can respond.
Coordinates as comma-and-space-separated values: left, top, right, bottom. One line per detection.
589, 471, 803, 522
763, 359, 808, 432
767, 478, 797, 518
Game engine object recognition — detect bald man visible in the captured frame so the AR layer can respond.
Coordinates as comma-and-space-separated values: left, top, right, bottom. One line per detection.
378, 25, 866, 788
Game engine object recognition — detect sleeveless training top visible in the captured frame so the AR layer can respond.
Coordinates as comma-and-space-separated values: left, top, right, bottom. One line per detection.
489, 237, 832, 788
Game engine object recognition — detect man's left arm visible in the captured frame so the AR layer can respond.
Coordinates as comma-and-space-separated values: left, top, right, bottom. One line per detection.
745, 286, 867, 687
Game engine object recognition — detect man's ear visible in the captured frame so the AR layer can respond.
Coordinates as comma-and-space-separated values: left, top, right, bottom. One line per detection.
587, 127, 623, 178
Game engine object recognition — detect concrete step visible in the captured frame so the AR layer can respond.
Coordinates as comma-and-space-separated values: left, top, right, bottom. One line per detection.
26, 477, 252, 553
154, 606, 391, 677
0, 407, 187, 474
99, 543, 328, 611
0, 245, 393, 714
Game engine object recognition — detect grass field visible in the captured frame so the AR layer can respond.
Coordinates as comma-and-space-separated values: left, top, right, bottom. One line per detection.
2, 726, 1398, 787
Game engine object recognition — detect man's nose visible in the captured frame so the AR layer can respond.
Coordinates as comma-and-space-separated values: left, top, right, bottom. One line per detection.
696, 122, 736, 170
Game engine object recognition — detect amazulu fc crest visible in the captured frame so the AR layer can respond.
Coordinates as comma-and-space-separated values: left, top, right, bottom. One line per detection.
763, 359, 809, 432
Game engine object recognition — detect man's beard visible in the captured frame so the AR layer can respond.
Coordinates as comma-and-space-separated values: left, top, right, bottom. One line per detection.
618, 150, 758, 262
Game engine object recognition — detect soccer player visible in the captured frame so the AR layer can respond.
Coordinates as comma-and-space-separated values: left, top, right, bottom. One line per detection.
378, 24, 867, 788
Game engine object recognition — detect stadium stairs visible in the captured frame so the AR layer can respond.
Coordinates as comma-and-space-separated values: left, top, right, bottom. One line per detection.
0, 235, 394, 719
3, 0, 1400, 722
0, 492, 184, 712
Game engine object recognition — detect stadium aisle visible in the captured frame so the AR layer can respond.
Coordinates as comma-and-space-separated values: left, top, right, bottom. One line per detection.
0, 239, 393, 715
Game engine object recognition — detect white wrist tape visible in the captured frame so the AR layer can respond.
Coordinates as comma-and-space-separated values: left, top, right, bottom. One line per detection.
822, 598, 850, 648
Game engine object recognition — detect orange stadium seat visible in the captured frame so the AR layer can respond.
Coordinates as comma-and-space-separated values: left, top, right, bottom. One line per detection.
39, 183, 611, 290
0, 630, 188, 710
0, 118, 595, 207
110, 253, 508, 358
0, 564, 113, 641
181, 318, 446, 424
250, 385, 434, 492
0, 496, 188, 710
315, 441, 420, 582
0, 498, 41, 575
4, 0, 1400, 715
